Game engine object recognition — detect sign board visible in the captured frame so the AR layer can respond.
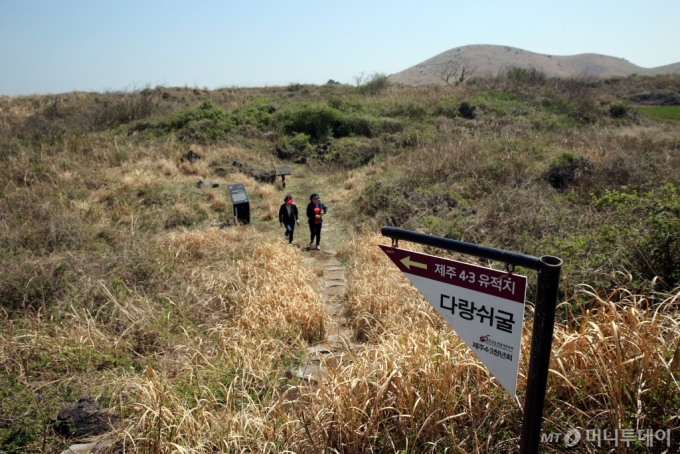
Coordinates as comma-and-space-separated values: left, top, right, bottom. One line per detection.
227, 183, 248, 204
379, 244, 527, 397
274, 165, 291, 176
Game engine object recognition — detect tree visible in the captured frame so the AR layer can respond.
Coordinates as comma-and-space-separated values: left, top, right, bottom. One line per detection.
430, 60, 476, 86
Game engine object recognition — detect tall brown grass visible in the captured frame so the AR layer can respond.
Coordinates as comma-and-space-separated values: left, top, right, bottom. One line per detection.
62, 231, 672, 453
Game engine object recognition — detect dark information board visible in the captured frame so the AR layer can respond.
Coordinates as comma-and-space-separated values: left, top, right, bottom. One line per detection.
228, 183, 250, 224
228, 184, 249, 204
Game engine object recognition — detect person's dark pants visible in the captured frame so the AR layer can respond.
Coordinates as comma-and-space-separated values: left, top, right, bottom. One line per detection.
309, 223, 322, 246
284, 223, 295, 244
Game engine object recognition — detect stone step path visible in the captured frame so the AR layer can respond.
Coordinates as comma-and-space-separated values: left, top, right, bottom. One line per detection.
293, 249, 362, 382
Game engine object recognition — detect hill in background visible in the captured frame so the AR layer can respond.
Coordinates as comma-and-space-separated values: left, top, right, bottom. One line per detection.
389, 44, 680, 86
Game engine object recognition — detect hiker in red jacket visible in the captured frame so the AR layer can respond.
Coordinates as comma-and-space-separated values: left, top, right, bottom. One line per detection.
278, 194, 299, 244
306, 193, 328, 250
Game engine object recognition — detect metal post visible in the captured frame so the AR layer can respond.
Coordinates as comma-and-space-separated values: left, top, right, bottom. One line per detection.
519, 255, 562, 454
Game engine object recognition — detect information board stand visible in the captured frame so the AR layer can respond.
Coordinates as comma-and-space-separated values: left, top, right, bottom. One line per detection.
228, 183, 250, 225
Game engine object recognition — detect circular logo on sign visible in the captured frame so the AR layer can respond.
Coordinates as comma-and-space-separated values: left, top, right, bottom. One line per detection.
563, 428, 581, 447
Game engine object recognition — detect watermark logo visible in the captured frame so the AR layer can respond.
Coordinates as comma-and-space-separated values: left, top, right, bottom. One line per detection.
541, 429, 580, 447
563, 428, 581, 447
541, 427, 672, 448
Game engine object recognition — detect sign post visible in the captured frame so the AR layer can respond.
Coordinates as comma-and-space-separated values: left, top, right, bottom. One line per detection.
274, 165, 291, 188
380, 226, 562, 454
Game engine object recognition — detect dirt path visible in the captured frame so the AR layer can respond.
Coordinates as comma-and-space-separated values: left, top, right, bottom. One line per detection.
254, 163, 361, 382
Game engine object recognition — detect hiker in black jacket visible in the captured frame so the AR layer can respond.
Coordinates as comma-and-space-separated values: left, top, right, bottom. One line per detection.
278, 194, 299, 244
306, 193, 328, 250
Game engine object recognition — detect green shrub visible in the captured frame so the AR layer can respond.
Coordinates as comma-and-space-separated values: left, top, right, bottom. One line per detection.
433, 102, 460, 119
176, 118, 232, 143
609, 103, 629, 119
336, 115, 377, 138
231, 98, 275, 127
594, 185, 680, 287
327, 96, 364, 113
275, 104, 342, 142
381, 101, 427, 120
157, 101, 234, 143
378, 117, 405, 134
357, 73, 390, 96
160, 101, 229, 132
275, 105, 378, 141
328, 137, 377, 168
544, 152, 593, 191
276, 132, 314, 162
507, 67, 528, 84
542, 192, 673, 290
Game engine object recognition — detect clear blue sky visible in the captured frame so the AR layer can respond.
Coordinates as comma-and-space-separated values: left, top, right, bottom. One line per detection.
1, 0, 679, 96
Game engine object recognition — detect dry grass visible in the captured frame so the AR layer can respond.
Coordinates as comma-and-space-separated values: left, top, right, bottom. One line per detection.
205, 191, 229, 212
75, 231, 677, 453
178, 160, 209, 176
253, 183, 279, 220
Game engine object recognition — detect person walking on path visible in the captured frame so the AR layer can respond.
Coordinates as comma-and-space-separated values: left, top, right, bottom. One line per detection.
306, 193, 327, 250
279, 194, 299, 244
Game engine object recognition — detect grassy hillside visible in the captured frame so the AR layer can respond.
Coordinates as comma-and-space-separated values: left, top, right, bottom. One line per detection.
1, 73, 680, 452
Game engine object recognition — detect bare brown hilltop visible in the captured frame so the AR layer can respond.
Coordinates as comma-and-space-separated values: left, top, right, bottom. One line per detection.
389, 44, 680, 86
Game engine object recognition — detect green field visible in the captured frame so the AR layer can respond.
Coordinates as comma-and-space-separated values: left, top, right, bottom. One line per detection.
640, 105, 680, 123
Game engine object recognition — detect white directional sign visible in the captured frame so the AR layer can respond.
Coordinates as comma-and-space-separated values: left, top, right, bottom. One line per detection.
379, 244, 527, 397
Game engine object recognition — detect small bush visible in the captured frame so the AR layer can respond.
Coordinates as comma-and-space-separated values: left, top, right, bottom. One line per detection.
328, 137, 377, 168
149, 100, 240, 142
231, 98, 275, 128
458, 102, 476, 119
336, 115, 377, 138
327, 96, 364, 113
275, 105, 342, 142
544, 152, 594, 191
433, 101, 460, 119
381, 101, 427, 120
276, 105, 378, 141
609, 103, 629, 118
357, 73, 390, 96
276, 132, 314, 162
379, 117, 405, 134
